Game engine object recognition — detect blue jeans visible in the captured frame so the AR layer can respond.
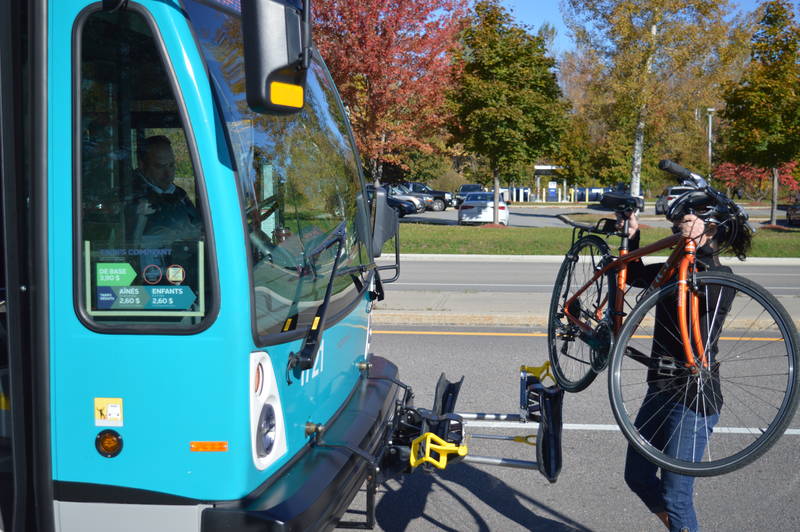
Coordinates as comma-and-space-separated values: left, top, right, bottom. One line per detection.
624, 389, 719, 532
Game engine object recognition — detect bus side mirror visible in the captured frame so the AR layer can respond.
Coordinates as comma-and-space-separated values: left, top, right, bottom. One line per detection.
372, 186, 398, 259
241, 0, 311, 114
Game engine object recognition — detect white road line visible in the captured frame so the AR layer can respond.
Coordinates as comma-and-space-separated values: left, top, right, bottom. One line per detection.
742, 273, 800, 276
393, 282, 560, 287
464, 420, 800, 435
391, 281, 799, 290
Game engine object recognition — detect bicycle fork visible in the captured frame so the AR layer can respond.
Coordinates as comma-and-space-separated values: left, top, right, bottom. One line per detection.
676, 238, 708, 371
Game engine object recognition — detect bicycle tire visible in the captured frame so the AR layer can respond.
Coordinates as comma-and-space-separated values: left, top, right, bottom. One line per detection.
608, 271, 800, 476
548, 235, 612, 392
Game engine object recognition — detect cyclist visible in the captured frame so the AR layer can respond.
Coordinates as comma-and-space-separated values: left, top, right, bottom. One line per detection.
615, 208, 749, 532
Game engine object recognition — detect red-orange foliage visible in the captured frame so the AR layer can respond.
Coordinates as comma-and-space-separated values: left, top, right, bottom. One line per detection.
713, 162, 799, 201
314, 0, 468, 177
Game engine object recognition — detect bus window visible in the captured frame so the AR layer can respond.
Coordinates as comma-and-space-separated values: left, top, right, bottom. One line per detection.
77, 9, 211, 329
184, 1, 369, 342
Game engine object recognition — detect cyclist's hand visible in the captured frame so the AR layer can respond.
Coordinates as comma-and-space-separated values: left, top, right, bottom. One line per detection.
676, 214, 715, 247
615, 211, 638, 237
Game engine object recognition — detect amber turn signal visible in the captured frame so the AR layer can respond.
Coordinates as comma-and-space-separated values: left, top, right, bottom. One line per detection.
190, 441, 229, 452
269, 81, 303, 109
95, 429, 123, 458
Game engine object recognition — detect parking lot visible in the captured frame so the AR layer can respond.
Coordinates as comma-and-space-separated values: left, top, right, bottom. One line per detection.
402, 203, 777, 228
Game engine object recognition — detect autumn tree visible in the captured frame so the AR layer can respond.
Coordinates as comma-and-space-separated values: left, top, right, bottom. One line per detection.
720, 0, 800, 224
313, 0, 468, 181
450, 0, 566, 222
713, 162, 798, 202
562, 0, 751, 195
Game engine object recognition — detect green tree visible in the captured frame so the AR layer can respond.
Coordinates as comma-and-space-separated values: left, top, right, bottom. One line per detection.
450, 0, 566, 222
403, 148, 452, 184
562, 0, 751, 196
720, 0, 800, 224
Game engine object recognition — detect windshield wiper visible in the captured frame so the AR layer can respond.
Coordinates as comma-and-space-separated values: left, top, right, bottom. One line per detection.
286, 222, 347, 383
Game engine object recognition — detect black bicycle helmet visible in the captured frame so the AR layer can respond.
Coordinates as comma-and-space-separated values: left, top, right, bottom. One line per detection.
659, 159, 754, 260
665, 189, 715, 222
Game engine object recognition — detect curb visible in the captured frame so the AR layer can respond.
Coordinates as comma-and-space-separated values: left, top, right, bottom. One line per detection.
371, 311, 800, 330
371, 311, 548, 328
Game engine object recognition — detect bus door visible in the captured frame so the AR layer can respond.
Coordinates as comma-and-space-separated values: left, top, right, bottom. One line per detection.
2, 1, 47, 530
47, 1, 250, 527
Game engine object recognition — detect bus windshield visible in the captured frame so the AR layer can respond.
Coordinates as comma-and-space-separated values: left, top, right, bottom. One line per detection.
184, 0, 369, 342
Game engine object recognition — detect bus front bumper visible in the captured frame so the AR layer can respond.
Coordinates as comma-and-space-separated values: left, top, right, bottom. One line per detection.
201, 356, 403, 532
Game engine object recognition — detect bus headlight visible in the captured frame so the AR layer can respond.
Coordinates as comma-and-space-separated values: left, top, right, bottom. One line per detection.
256, 404, 276, 457
250, 351, 287, 470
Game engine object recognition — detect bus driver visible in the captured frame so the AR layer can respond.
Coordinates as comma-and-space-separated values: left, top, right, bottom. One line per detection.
125, 135, 202, 284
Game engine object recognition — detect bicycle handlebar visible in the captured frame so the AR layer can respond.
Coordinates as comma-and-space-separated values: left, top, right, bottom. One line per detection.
657, 159, 755, 235
658, 159, 708, 189
658, 159, 692, 180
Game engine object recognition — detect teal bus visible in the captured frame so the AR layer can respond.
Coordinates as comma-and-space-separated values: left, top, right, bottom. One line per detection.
0, 0, 407, 529
1, 1, 569, 529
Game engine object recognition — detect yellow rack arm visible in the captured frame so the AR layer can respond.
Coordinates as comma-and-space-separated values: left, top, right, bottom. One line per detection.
520, 361, 555, 386
469, 433, 537, 446
409, 432, 468, 470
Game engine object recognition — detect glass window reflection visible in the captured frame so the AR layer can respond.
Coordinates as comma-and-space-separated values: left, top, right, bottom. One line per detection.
184, 1, 368, 340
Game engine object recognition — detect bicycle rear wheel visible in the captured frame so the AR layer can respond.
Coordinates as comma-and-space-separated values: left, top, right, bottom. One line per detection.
609, 271, 800, 476
548, 235, 612, 392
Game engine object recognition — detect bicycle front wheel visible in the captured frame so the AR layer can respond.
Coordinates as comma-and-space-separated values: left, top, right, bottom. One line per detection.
548, 235, 612, 392
609, 271, 800, 476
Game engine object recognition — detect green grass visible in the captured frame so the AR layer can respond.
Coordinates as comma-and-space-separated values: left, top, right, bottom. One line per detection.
387, 223, 800, 257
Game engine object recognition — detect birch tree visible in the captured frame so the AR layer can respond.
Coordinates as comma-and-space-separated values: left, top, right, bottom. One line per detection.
562, 0, 749, 195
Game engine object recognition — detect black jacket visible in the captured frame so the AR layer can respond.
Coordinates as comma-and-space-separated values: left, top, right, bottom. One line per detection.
624, 231, 732, 414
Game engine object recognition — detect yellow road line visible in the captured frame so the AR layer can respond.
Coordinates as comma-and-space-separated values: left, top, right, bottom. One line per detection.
631, 334, 782, 341
374, 330, 781, 342
373, 330, 546, 337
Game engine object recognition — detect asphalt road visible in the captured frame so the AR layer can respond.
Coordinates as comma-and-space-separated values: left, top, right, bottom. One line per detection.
338, 325, 800, 531
386, 258, 800, 297
375, 258, 800, 327
402, 204, 782, 228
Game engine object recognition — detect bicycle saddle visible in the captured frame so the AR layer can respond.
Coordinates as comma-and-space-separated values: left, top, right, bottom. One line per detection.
600, 191, 644, 212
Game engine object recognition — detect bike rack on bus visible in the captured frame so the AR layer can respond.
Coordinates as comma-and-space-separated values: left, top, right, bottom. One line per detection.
335, 361, 565, 529
455, 362, 564, 484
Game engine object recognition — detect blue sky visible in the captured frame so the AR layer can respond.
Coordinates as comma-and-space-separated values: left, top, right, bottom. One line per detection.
500, 1, 768, 54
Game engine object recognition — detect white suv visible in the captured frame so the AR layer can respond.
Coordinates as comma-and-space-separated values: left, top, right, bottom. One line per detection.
655, 186, 694, 215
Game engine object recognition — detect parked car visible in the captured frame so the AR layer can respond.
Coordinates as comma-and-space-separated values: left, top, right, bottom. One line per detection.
455, 183, 485, 206
388, 196, 416, 218
787, 202, 800, 226
367, 184, 422, 215
385, 184, 426, 213
404, 181, 453, 211
655, 186, 694, 215
457, 192, 509, 225
389, 184, 433, 211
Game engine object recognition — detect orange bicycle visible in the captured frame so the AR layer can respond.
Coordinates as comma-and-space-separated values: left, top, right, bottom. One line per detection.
549, 160, 799, 476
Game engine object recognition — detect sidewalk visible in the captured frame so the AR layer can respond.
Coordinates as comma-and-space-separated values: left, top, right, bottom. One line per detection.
373, 290, 548, 327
